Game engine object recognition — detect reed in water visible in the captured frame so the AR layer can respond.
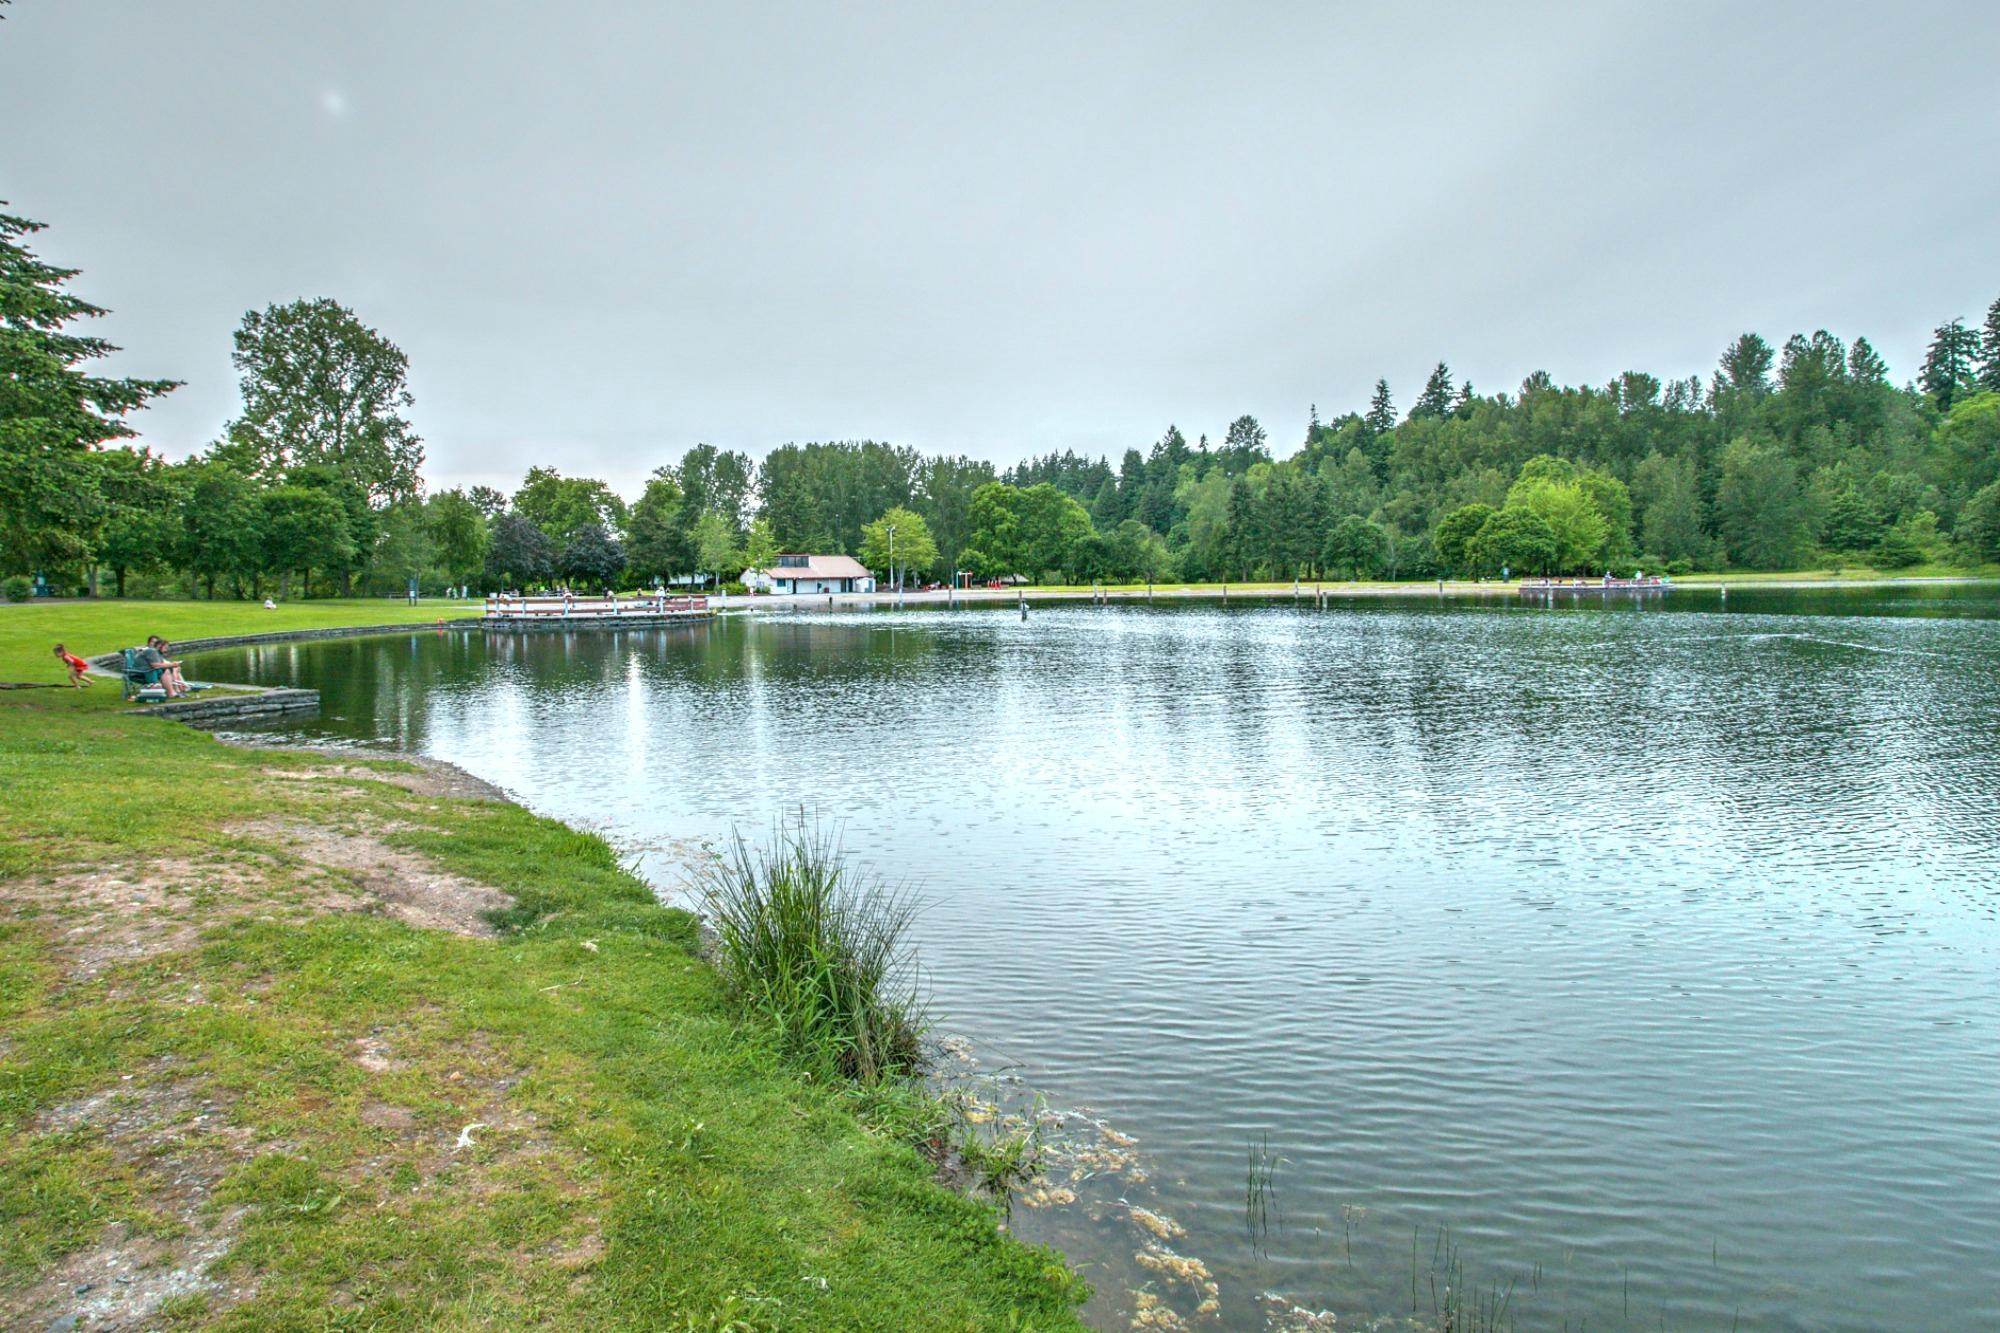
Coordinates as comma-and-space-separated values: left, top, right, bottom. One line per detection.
697, 812, 926, 1084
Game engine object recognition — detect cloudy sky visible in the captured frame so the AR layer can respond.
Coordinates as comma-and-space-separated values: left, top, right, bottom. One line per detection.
4, 2, 1996, 497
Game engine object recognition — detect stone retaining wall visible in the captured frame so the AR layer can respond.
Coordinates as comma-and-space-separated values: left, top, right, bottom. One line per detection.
132, 688, 322, 723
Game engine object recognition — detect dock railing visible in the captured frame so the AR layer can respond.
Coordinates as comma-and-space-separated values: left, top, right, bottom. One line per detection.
1515, 577, 1669, 592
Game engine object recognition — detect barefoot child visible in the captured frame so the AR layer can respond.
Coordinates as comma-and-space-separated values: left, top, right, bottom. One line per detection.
53, 643, 92, 688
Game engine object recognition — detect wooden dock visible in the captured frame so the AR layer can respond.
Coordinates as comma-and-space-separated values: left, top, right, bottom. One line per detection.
1517, 578, 1670, 595
480, 594, 716, 629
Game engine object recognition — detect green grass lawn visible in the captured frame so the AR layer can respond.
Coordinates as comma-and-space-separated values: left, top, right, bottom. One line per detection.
0, 600, 1086, 1330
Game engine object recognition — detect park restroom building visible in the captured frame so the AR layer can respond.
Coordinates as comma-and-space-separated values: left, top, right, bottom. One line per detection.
742, 554, 876, 595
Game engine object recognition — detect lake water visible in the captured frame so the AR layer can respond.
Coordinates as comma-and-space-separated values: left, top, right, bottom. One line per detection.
191, 585, 2000, 1331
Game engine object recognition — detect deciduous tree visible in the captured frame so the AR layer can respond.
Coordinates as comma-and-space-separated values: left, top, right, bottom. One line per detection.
858, 506, 937, 586
693, 511, 741, 586
1431, 503, 1494, 575
511, 466, 623, 542
626, 469, 694, 584
1323, 514, 1387, 579
228, 297, 422, 503
259, 485, 356, 597
426, 488, 490, 587
558, 521, 626, 589
1468, 505, 1557, 576
485, 513, 554, 588
180, 463, 264, 598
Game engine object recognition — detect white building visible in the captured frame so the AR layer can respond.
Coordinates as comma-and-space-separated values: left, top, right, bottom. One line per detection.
743, 554, 876, 595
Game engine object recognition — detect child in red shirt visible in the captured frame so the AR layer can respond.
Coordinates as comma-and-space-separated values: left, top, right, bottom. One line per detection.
53, 644, 92, 688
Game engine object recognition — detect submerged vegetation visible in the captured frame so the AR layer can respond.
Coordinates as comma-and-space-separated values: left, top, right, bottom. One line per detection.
1245, 1135, 1282, 1259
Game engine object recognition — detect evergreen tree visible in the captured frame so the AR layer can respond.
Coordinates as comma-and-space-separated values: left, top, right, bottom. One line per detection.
1631, 453, 1707, 563
1412, 362, 1454, 420
0, 210, 178, 578
1958, 481, 2000, 562
1715, 439, 1813, 569
1365, 380, 1396, 434
1978, 297, 2000, 393
1223, 477, 1260, 577
1919, 318, 1981, 410
1847, 336, 1889, 386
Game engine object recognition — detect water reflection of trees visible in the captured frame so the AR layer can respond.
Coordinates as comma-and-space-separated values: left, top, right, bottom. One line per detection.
207, 598, 1997, 916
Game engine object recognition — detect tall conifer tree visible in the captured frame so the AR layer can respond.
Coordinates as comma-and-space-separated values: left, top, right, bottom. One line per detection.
1412, 362, 1455, 420
0, 210, 178, 578
1919, 318, 1980, 410
1977, 296, 2000, 392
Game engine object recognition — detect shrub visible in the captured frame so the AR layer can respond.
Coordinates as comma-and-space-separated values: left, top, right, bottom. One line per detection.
2, 575, 31, 603
697, 814, 925, 1084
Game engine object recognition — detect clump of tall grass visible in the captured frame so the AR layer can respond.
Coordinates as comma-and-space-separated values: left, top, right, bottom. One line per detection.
697, 813, 926, 1085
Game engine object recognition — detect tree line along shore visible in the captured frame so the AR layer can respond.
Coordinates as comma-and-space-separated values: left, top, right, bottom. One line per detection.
5, 205, 1999, 608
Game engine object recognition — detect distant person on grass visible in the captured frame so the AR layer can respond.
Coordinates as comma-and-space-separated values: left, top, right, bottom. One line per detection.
53, 644, 91, 688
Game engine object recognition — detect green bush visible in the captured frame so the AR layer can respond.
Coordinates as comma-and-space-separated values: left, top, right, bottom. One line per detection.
1, 576, 31, 603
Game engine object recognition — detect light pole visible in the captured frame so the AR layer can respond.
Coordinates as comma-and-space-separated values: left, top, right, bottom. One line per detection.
887, 523, 897, 603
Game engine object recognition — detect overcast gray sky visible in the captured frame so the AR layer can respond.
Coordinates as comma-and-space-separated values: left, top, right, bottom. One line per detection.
5, 1, 1996, 497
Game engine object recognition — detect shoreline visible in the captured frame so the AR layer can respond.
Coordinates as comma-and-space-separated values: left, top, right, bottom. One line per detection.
0, 601, 1092, 1330
716, 570, 1997, 611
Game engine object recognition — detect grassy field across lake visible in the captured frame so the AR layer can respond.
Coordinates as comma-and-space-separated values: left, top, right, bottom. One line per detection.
0, 599, 1085, 1330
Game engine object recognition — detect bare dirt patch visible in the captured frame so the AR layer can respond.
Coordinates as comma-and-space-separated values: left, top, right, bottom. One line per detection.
11, 1067, 260, 1330
7, 1217, 250, 1331
0, 856, 326, 981
232, 817, 512, 936
350, 1032, 406, 1073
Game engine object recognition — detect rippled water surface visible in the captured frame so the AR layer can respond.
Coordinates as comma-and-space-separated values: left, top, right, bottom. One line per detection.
194, 586, 2000, 1330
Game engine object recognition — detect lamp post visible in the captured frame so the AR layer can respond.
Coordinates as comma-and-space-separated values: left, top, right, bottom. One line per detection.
887, 523, 897, 604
